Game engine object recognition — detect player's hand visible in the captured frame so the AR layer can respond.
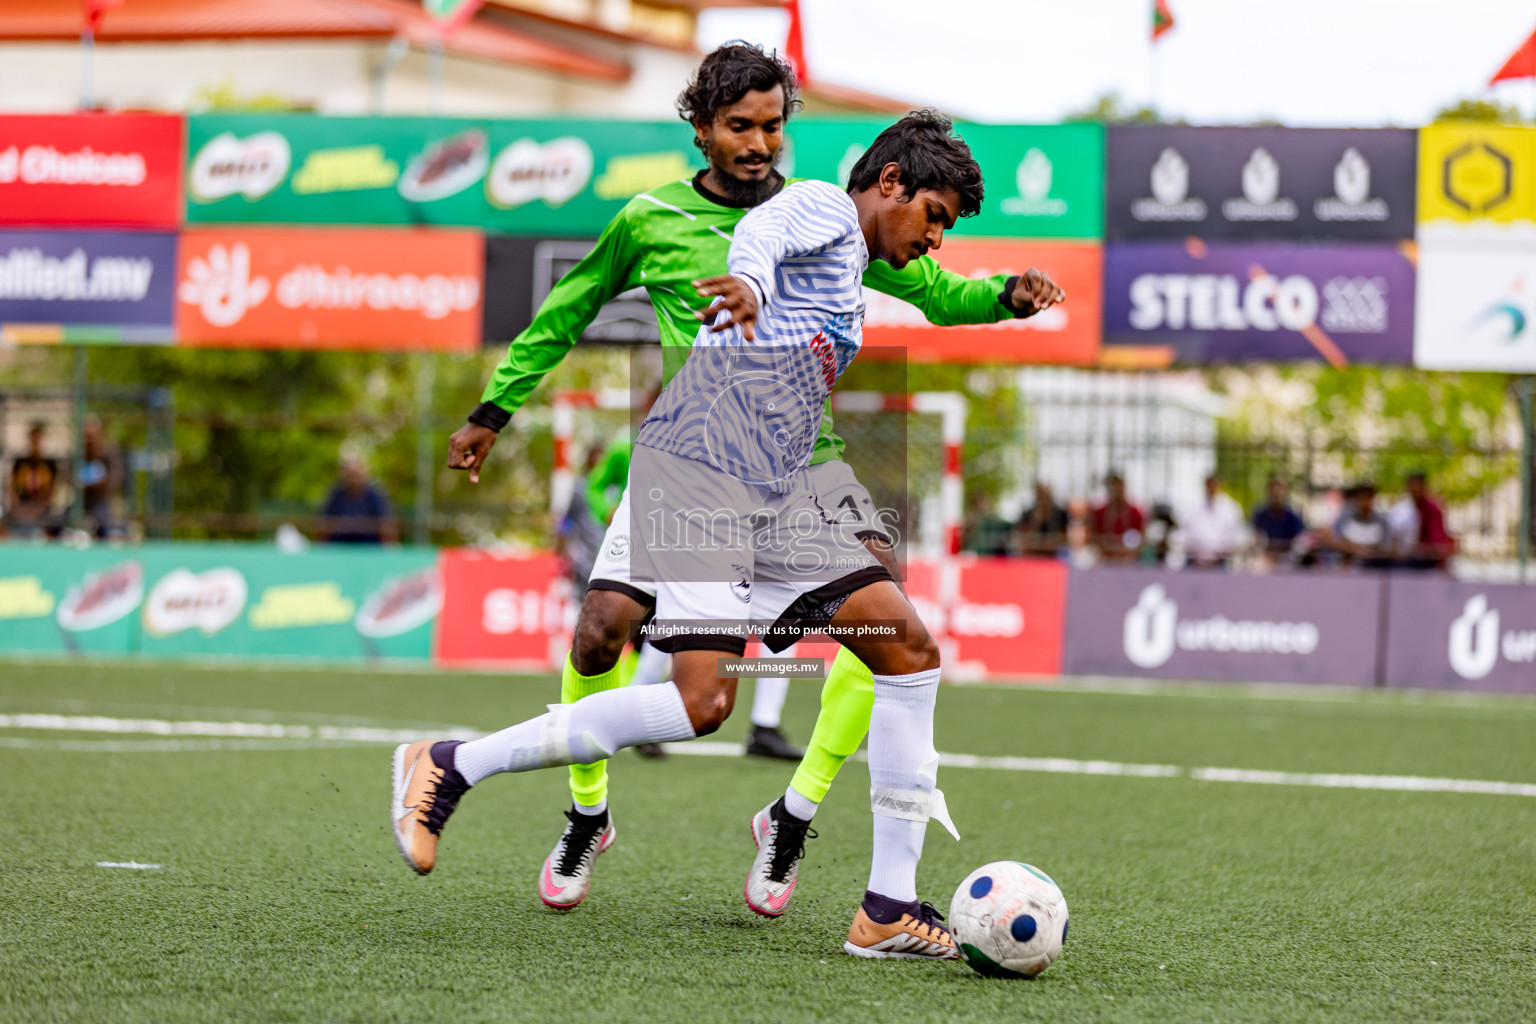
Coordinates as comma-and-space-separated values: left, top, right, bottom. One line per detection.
447, 423, 498, 484
693, 275, 759, 341
1011, 268, 1066, 317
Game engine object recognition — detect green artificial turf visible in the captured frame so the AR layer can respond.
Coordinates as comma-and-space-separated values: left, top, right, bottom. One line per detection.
2, 661, 1535, 1023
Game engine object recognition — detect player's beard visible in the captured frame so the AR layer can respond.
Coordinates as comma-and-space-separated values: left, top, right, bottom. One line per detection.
704, 142, 784, 207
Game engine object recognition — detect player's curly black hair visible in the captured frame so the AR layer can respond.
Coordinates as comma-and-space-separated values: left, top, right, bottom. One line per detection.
845, 110, 984, 217
675, 43, 802, 148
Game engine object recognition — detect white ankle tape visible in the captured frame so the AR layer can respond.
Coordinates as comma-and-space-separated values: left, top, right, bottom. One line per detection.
869, 786, 961, 841
540, 703, 578, 764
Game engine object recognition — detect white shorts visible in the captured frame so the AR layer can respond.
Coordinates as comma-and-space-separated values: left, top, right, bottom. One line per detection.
599, 445, 888, 655
587, 457, 889, 607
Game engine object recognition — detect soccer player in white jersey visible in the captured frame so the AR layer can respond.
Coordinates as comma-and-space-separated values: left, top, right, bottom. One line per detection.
396, 111, 985, 960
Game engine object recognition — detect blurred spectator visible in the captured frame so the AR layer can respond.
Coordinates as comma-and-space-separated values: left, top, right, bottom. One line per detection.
1319, 482, 1392, 568
963, 492, 1013, 557
1182, 474, 1245, 567
1252, 476, 1306, 557
1091, 471, 1144, 562
1018, 481, 1068, 556
319, 454, 396, 544
79, 415, 125, 538
558, 443, 618, 597
1065, 496, 1093, 563
4, 422, 58, 538
1141, 501, 1179, 566
1388, 470, 1456, 570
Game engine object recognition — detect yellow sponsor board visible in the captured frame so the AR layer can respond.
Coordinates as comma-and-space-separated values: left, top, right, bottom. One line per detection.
1418, 124, 1536, 225
248, 582, 355, 630
0, 576, 56, 620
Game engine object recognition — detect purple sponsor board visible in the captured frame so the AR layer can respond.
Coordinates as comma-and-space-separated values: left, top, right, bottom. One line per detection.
1105, 126, 1417, 241
1382, 577, 1536, 693
0, 229, 177, 342
1103, 240, 1416, 364
1063, 567, 1383, 685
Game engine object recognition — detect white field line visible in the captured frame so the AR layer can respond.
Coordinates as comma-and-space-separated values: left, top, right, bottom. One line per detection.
96, 861, 161, 870
4, 713, 1535, 799
0, 713, 482, 744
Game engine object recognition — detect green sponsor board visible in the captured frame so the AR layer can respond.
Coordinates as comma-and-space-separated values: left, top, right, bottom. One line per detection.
184, 115, 1103, 238
0, 543, 439, 662
185, 114, 706, 235
784, 119, 1103, 239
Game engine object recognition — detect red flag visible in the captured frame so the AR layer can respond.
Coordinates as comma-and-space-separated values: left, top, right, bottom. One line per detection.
1491, 27, 1536, 84
1152, 0, 1175, 42
83, 0, 126, 32
422, 0, 484, 37
784, 0, 808, 84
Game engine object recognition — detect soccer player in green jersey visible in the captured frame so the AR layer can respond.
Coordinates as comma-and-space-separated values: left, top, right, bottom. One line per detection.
444, 44, 1064, 911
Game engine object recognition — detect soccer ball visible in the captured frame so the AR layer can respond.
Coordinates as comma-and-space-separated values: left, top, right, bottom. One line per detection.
949, 861, 1069, 979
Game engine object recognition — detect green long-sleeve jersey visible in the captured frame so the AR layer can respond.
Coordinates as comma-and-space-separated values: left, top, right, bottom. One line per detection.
477, 174, 1021, 465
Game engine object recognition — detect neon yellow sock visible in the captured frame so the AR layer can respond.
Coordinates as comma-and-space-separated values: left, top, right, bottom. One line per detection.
617, 646, 640, 687
789, 645, 875, 804
562, 653, 624, 808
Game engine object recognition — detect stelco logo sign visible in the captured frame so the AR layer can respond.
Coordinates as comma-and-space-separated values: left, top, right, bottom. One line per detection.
1126, 271, 1390, 334
1122, 583, 1320, 669
1447, 594, 1536, 680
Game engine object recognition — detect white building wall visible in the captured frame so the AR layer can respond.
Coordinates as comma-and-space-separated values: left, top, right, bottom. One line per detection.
1017, 367, 1224, 514
0, 38, 687, 117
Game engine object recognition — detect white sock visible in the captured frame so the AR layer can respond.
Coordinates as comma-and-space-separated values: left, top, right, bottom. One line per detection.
751, 677, 789, 728
631, 643, 671, 687
573, 798, 607, 816
454, 682, 696, 786
866, 667, 941, 904
783, 784, 818, 822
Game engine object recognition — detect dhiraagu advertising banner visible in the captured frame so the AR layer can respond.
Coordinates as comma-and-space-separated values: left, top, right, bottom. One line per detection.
0, 543, 440, 661
185, 114, 705, 235
784, 120, 1103, 239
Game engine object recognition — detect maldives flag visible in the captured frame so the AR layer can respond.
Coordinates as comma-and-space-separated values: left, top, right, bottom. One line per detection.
1152, 0, 1175, 41
784, 0, 808, 84
82, 0, 126, 31
422, 0, 484, 35
1491, 27, 1536, 84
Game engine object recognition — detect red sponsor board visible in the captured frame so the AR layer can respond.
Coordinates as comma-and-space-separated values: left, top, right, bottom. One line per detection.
0, 114, 183, 228
435, 549, 576, 667
176, 227, 483, 350
862, 240, 1101, 365
434, 549, 1064, 680
907, 557, 1067, 679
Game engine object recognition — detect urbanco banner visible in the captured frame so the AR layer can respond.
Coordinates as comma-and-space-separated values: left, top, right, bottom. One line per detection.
0, 114, 183, 228
176, 227, 483, 350
786, 120, 1103, 239
1062, 567, 1384, 685
1106, 126, 1416, 241
0, 229, 177, 344
862, 240, 1101, 364
1103, 240, 1416, 365
1382, 576, 1536, 693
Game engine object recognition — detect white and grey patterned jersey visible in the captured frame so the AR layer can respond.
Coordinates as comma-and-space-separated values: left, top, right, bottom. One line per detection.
636, 180, 868, 492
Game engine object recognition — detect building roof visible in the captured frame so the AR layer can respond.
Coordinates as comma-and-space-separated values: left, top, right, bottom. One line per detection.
0, 0, 629, 82
801, 78, 915, 115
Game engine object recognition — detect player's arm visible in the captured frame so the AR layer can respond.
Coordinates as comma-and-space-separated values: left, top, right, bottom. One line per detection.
448, 215, 639, 482
862, 256, 1064, 325
694, 180, 860, 340
584, 439, 630, 523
